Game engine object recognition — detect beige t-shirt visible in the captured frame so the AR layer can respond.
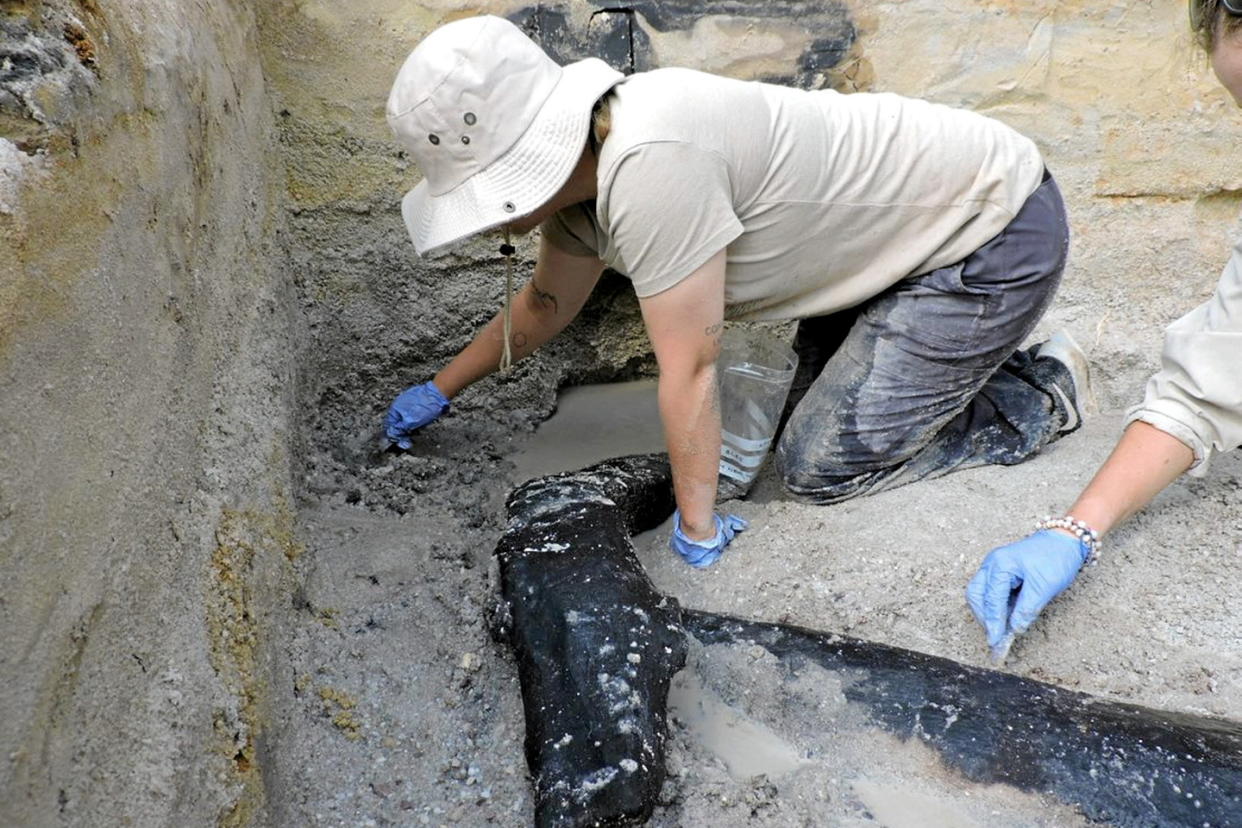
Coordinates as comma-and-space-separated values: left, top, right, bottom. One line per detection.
1127, 228, 1242, 477
544, 68, 1045, 321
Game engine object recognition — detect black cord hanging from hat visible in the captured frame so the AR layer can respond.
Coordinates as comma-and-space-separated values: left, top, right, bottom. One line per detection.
499, 229, 517, 373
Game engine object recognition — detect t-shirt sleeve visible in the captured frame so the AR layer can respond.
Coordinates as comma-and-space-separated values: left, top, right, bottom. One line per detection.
540, 203, 601, 258
1124, 233, 1242, 476
599, 141, 744, 297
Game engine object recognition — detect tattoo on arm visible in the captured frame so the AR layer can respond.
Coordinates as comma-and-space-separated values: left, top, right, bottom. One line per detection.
512, 331, 529, 349
531, 282, 559, 314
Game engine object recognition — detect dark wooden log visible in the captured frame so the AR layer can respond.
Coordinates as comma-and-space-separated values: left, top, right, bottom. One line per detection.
683, 610, 1242, 827
496, 453, 1242, 827
496, 455, 684, 827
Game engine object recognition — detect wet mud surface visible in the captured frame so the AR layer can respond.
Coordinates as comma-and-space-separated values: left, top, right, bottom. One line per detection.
275, 381, 1241, 827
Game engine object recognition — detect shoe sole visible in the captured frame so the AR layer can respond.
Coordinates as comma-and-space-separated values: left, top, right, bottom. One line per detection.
1036, 330, 1096, 429
1049, 384, 1079, 431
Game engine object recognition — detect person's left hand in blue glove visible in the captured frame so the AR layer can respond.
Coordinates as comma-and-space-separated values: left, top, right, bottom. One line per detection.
965, 527, 1092, 663
670, 509, 748, 568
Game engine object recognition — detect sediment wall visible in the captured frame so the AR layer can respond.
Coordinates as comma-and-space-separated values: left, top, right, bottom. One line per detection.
1, 1, 297, 824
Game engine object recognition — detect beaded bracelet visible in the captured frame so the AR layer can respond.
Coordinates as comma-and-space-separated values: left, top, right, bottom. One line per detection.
1036, 515, 1101, 566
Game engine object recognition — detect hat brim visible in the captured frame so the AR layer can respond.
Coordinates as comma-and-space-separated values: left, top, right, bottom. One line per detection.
401, 57, 624, 258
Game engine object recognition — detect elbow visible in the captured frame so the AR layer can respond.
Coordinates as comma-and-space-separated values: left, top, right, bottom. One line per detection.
658, 334, 721, 382
659, 352, 718, 395
519, 288, 574, 340
520, 290, 559, 326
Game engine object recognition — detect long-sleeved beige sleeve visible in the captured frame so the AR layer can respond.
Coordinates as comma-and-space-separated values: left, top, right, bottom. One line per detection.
1125, 233, 1242, 477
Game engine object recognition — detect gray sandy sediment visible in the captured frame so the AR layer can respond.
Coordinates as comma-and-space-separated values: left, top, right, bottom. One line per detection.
272, 380, 1240, 826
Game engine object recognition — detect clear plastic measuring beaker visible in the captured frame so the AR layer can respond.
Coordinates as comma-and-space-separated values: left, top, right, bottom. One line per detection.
716, 327, 798, 500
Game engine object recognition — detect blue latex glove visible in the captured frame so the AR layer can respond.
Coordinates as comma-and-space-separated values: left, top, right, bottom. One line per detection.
965, 529, 1089, 661
670, 510, 748, 569
384, 381, 450, 449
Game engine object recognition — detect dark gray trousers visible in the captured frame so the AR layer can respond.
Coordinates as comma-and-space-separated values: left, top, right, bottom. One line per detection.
775, 172, 1071, 503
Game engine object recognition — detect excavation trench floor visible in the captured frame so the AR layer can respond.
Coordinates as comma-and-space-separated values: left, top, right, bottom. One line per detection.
274, 382, 1241, 826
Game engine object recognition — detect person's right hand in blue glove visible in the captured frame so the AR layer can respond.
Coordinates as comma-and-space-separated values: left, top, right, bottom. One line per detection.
965, 529, 1090, 661
670, 509, 748, 569
384, 380, 450, 449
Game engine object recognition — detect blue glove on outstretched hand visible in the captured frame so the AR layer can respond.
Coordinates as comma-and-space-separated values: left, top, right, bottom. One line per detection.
965, 529, 1089, 660
670, 510, 748, 569
384, 381, 450, 449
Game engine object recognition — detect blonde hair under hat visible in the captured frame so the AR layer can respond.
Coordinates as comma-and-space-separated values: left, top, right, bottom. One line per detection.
387, 15, 624, 257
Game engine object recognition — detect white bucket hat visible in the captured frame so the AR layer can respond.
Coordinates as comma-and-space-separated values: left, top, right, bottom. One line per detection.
387, 16, 624, 257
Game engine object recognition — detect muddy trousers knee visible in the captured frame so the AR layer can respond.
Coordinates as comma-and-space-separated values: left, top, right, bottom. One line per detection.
775, 173, 1073, 504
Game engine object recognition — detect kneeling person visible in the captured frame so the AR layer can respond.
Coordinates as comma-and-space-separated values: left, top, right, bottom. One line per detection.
383, 16, 1084, 566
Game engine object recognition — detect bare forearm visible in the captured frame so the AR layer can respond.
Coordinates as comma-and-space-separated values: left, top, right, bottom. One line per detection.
660, 363, 721, 540
433, 283, 567, 398
1066, 420, 1194, 536
637, 248, 729, 542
